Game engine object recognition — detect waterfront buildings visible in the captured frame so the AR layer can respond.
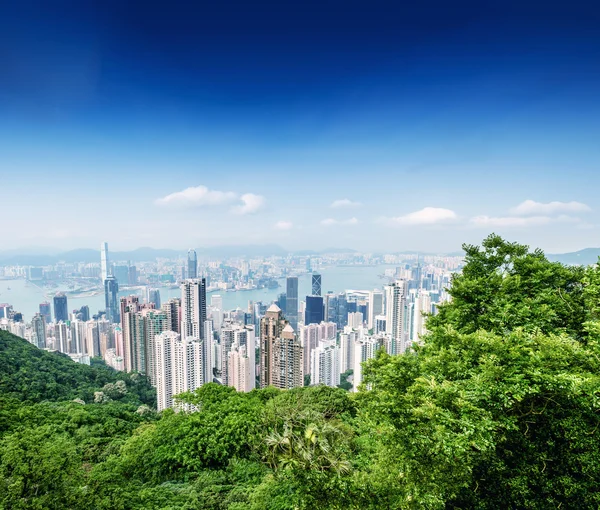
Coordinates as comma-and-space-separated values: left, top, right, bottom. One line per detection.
104, 276, 120, 324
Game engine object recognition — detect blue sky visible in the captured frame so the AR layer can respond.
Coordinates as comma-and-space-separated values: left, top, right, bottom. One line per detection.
1, 1, 600, 253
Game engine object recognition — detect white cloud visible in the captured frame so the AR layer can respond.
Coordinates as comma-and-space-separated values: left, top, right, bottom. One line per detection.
330, 199, 362, 209
470, 215, 580, 228
274, 220, 293, 230
510, 200, 591, 216
231, 193, 265, 215
156, 186, 265, 215
321, 217, 359, 226
155, 185, 237, 207
380, 207, 457, 226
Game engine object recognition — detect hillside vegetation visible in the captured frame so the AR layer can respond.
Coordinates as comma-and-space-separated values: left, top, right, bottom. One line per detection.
1, 234, 599, 509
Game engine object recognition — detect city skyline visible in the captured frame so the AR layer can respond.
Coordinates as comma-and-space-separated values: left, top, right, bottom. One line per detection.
1, 2, 599, 253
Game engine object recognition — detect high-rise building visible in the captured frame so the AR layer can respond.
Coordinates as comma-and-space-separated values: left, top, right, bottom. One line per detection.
385, 280, 409, 355
31, 313, 46, 348
286, 276, 298, 330
147, 288, 161, 308
298, 321, 337, 376
311, 273, 322, 296
275, 293, 287, 314
304, 295, 324, 325
120, 296, 142, 372
55, 321, 68, 353
79, 305, 90, 322
104, 276, 120, 324
368, 290, 384, 330
271, 324, 303, 389
155, 331, 204, 412
347, 311, 364, 329
310, 340, 340, 387
353, 337, 382, 391
53, 292, 68, 323
260, 304, 288, 388
211, 294, 223, 311
85, 321, 100, 357
228, 343, 254, 392
187, 249, 198, 279
100, 242, 109, 282
39, 302, 51, 324
181, 279, 207, 340
142, 308, 169, 385
161, 298, 181, 334
221, 322, 255, 389
412, 290, 431, 344
339, 330, 357, 373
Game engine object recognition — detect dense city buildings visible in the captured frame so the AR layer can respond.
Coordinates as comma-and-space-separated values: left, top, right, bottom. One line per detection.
0, 243, 455, 408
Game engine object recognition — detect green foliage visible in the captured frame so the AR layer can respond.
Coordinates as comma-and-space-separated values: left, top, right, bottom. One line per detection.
0, 330, 155, 406
2, 235, 600, 508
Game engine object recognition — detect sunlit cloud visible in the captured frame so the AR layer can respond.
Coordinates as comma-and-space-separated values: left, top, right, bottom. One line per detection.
321, 217, 359, 226
379, 207, 457, 226
330, 199, 362, 209
510, 200, 591, 216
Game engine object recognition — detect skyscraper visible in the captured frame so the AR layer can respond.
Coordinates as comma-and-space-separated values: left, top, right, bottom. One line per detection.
286, 276, 298, 330
39, 302, 51, 324
161, 298, 181, 334
260, 303, 287, 388
53, 292, 68, 323
187, 249, 198, 279
79, 305, 90, 322
181, 278, 207, 340
104, 276, 120, 324
385, 280, 409, 355
310, 340, 340, 387
271, 324, 303, 390
31, 312, 46, 348
147, 288, 161, 308
155, 331, 204, 412
304, 295, 324, 325
142, 308, 168, 385
100, 242, 109, 282
368, 290, 384, 330
120, 296, 142, 372
311, 273, 322, 296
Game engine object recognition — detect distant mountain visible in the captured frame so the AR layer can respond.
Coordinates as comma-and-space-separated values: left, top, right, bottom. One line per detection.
0, 244, 290, 265
548, 248, 600, 266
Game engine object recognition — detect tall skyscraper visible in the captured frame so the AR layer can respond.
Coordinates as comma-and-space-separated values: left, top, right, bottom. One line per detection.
187, 249, 198, 279
147, 288, 161, 308
221, 322, 255, 388
55, 322, 68, 353
100, 242, 109, 282
311, 273, 322, 296
120, 296, 142, 372
298, 321, 337, 376
39, 302, 51, 324
368, 290, 384, 330
271, 324, 303, 389
53, 292, 68, 323
104, 276, 120, 324
412, 290, 432, 344
310, 340, 340, 387
286, 276, 298, 330
385, 280, 409, 355
142, 308, 169, 385
79, 305, 90, 322
155, 332, 204, 412
31, 313, 46, 348
260, 303, 287, 388
161, 298, 181, 334
304, 295, 324, 325
181, 279, 207, 340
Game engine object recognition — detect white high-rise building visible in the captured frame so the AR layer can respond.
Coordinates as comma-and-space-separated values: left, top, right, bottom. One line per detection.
310, 340, 340, 387
155, 332, 204, 412
203, 320, 214, 383
181, 279, 207, 340
100, 242, 109, 282
211, 294, 223, 311
385, 280, 409, 354
412, 291, 432, 344
56, 322, 69, 353
339, 330, 357, 373
228, 343, 254, 392
353, 337, 381, 391
368, 290, 384, 330
221, 322, 255, 387
347, 311, 364, 329
298, 321, 337, 376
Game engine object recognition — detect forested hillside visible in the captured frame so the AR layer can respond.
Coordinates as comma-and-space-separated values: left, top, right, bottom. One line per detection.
1, 235, 599, 509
